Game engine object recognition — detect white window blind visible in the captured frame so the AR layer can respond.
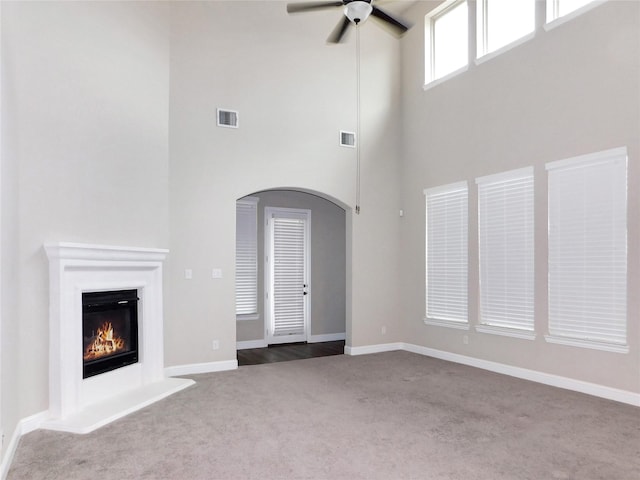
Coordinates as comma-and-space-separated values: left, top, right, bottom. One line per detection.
477, 167, 534, 333
546, 147, 628, 350
272, 216, 306, 336
236, 197, 259, 318
424, 181, 468, 324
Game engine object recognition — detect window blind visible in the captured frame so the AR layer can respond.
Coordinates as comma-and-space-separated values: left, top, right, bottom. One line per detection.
272, 217, 306, 336
236, 197, 259, 317
546, 148, 627, 347
424, 181, 468, 323
477, 167, 534, 332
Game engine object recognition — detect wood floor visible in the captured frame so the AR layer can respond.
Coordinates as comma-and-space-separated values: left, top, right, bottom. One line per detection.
237, 340, 345, 366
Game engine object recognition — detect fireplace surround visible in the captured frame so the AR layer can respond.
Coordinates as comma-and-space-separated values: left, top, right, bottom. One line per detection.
44, 242, 194, 433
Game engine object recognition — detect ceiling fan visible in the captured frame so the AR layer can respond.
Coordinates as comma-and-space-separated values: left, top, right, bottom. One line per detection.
286, 0, 411, 43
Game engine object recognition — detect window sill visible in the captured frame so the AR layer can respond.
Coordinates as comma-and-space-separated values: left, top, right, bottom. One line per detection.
545, 335, 629, 354
475, 31, 535, 67
544, 1, 605, 32
237, 314, 260, 321
424, 317, 470, 330
476, 324, 536, 341
423, 65, 469, 91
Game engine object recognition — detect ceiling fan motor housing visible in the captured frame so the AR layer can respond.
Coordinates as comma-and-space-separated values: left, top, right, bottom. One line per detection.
345, 1, 373, 24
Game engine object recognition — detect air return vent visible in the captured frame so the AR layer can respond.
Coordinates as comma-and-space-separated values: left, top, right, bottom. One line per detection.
340, 130, 356, 148
217, 108, 239, 128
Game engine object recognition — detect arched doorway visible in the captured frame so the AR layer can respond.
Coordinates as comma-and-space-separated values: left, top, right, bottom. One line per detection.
235, 188, 348, 363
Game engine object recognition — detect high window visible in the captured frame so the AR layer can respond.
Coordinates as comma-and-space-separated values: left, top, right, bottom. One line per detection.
547, 0, 596, 23
425, 0, 468, 84
477, 0, 536, 58
546, 147, 628, 352
236, 196, 259, 319
476, 167, 534, 337
424, 181, 469, 326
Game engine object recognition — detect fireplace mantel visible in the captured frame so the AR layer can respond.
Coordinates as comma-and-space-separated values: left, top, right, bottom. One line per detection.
43, 242, 194, 433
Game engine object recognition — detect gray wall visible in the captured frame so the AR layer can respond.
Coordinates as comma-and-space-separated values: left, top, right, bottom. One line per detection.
398, 0, 640, 393
166, 0, 401, 367
1, 0, 170, 458
237, 190, 346, 343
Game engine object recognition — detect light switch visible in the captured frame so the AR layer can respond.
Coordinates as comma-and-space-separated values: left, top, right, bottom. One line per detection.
185, 269, 193, 280
212, 268, 222, 279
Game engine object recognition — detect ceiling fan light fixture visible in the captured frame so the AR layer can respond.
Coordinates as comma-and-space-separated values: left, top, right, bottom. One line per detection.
344, 1, 372, 24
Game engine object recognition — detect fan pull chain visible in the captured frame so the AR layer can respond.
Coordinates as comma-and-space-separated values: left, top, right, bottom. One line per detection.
355, 23, 361, 215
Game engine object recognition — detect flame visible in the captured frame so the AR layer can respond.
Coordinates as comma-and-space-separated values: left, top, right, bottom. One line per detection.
84, 322, 125, 361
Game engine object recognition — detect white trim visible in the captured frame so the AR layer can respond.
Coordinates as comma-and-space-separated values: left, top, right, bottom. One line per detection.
424, 180, 468, 197
424, 317, 470, 330
545, 146, 627, 171
347, 342, 639, 407
308, 332, 346, 343
236, 339, 268, 350
41, 378, 194, 434
475, 166, 533, 185
344, 343, 403, 356
164, 359, 238, 377
544, 0, 605, 31
545, 335, 629, 354
475, 31, 535, 66
0, 411, 49, 480
475, 324, 536, 340
236, 313, 260, 321
402, 343, 639, 407
423, 65, 468, 91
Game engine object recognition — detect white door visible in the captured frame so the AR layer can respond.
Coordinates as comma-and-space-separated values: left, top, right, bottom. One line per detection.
265, 207, 310, 345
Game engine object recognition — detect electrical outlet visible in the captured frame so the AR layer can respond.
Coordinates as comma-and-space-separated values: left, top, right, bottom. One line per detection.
212, 340, 219, 350
463, 335, 469, 345
381, 326, 387, 335
211, 268, 222, 279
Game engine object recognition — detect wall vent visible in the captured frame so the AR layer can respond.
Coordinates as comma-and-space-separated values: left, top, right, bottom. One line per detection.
340, 130, 356, 148
217, 108, 239, 128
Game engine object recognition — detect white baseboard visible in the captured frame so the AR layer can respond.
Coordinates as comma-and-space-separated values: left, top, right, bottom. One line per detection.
345, 342, 403, 356
236, 339, 267, 350
164, 359, 238, 377
1, 411, 49, 480
346, 341, 639, 407
401, 343, 640, 407
308, 332, 346, 343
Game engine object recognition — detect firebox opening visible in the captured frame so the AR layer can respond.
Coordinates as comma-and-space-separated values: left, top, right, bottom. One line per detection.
82, 289, 139, 379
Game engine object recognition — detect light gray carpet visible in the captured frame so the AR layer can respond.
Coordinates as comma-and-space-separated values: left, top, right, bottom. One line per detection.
8, 351, 640, 479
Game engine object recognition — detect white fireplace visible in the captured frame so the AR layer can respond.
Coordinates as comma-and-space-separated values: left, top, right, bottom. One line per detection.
43, 242, 194, 433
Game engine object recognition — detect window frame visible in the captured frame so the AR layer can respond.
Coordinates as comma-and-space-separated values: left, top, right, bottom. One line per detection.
475, 0, 536, 64
424, 0, 469, 88
545, 0, 603, 30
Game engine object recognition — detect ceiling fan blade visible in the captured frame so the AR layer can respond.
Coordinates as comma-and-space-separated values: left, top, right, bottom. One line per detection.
327, 16, 352, 43
287, 1, 345, 14
370, 5, 411, 36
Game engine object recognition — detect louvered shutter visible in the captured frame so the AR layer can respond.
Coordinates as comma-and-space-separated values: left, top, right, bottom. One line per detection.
477, 167, 534, 331
272, 217, 306, 336
424, 181, 469, 323
547, 148, 627, 347
236, 197, 258, 317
